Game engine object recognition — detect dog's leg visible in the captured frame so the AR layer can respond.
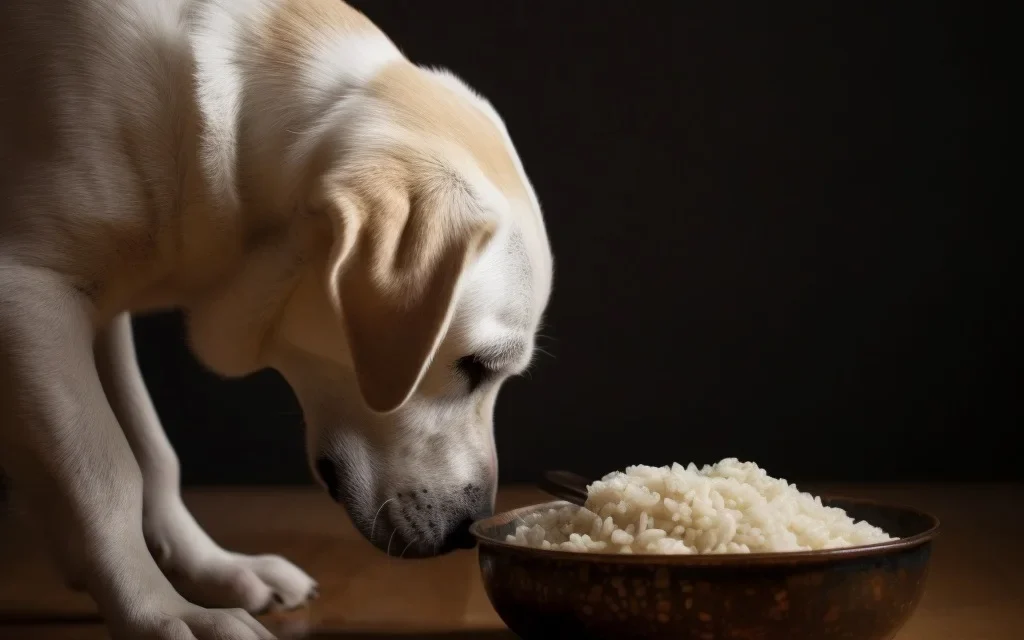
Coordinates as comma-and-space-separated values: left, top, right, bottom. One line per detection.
95, 313, 318, 612
0, 267, 274, 640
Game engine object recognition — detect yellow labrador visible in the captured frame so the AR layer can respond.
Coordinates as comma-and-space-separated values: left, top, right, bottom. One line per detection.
0, 0, 552, 638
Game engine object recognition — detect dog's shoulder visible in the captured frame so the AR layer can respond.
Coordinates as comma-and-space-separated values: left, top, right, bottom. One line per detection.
0, 0, 204, 308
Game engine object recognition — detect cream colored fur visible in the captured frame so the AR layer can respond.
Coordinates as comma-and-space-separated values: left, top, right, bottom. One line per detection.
0, 1, 552, 638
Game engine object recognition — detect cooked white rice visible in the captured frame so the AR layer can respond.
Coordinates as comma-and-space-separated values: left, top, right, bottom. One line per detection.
507, 458, 895, 554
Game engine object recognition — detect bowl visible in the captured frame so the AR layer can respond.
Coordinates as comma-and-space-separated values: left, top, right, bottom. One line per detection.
471, 497, 939, 640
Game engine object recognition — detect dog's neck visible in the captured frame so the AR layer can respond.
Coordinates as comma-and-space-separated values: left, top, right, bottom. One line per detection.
172, 0, 405, 373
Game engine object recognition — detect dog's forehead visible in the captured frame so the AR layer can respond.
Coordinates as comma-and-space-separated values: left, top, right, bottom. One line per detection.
450, 216, 549, 361
471, 226, 533, 322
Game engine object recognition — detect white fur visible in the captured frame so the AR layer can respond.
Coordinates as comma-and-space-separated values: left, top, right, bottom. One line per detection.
302, 34, 402, 96
0, 1, 552, 639
190, 0, 252, 210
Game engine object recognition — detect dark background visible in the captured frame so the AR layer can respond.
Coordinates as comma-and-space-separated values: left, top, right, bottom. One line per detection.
132, 1, 1013, 486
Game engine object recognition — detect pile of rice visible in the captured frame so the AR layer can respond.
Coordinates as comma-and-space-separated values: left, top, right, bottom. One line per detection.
507, 458, 895, 554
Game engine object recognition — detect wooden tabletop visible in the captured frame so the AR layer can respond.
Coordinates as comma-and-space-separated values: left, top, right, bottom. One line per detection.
0, 484, 1020, 640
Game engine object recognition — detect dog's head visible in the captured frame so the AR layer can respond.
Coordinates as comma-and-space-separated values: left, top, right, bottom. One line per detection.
261, 63, 550, 557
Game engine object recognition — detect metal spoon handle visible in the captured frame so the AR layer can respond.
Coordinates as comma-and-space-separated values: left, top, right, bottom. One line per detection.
539, 470, 591, 506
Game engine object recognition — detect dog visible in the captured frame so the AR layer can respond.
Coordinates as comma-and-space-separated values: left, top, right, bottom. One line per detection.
0, 0, 552, 637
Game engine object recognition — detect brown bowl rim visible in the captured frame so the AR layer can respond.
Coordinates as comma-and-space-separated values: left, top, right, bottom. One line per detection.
470, 495, 940, 566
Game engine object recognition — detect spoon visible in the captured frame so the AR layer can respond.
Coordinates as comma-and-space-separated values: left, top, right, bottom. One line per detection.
538, 470, 591, 506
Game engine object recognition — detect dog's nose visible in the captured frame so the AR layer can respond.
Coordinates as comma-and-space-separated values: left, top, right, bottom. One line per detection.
436, 485, 493, 553
315, 457, 342, 503
440, 517, 480, 553
383, 482, 493, 557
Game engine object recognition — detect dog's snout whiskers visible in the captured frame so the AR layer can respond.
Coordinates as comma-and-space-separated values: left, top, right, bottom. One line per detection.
399, 538, 416, 559
370, 497, 394, 541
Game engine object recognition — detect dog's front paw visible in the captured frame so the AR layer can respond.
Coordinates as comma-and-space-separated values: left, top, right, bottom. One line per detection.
165, 551, 319, 613
113, 600, 275, 640
146, 501, 317, 613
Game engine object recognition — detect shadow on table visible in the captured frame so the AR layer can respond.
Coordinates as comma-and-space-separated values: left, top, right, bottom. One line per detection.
0, 615, 519, 640
299, 630, 516, 634
0, 612, 520, 640
0, 614, 104, 625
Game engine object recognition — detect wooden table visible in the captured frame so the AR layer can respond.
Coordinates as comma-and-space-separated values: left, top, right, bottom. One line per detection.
1, 485, 1020, 639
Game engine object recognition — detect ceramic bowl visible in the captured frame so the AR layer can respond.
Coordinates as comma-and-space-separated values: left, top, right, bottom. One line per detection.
471, 497, 939, 640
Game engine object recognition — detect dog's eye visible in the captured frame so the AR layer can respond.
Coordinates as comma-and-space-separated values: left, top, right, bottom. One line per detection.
455, 354, 497, 391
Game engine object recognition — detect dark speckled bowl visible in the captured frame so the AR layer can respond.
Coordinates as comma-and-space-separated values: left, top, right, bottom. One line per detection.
471, 497, 939, 640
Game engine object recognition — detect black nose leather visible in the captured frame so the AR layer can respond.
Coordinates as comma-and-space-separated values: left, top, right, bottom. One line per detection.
316, 457, 342, 502
440, 517, 478, 552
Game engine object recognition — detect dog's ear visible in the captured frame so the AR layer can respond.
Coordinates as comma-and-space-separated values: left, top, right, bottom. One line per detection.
321, 181, 497, 413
